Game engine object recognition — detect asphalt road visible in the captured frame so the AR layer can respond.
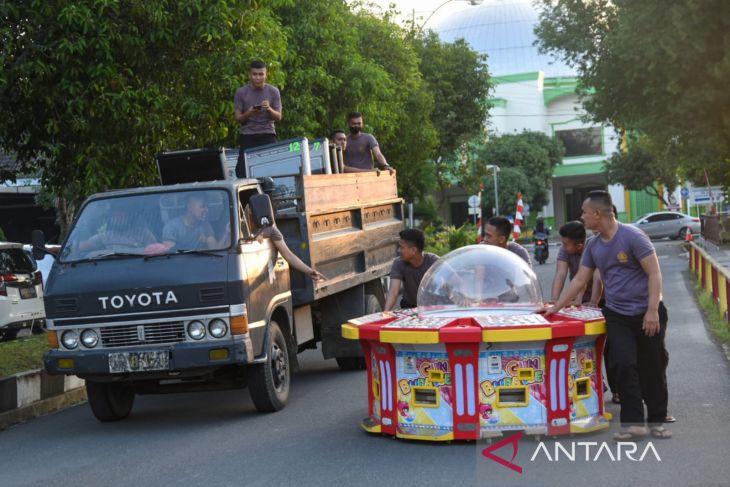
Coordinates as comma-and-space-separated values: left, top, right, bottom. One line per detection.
2, 240, 730, 487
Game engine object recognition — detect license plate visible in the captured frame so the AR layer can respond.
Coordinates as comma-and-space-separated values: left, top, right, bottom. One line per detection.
108, 351, 170, 373
20, 287, 37, 299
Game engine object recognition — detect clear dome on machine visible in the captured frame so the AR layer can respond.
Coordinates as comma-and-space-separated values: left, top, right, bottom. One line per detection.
417, 245, 541, 317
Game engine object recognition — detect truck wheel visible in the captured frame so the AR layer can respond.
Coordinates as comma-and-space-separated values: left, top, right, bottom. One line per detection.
336, 294, 380, 371
86, 381, 135, 421
247, 320, 289, 412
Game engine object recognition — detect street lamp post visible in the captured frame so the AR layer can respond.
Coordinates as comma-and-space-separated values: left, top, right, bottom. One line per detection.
413, 0, 483, 36
485, 164, 500, 216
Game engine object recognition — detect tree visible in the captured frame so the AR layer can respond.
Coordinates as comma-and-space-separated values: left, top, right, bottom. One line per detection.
478, 167, 530, 217
535, 0, 730, 189
605, 135, 680, 207
0, 0, 288, 237
412, 32, 492, 202
472, 131, 563, 212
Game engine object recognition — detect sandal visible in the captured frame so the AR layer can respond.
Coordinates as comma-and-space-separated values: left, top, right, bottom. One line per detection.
664, 415, 676, 423
611, 393, 621, 404
650, 426, 672, 439
613, 426, 648, 442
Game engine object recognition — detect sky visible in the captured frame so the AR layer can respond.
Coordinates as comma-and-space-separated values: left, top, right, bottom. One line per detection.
358, 0, 476, 29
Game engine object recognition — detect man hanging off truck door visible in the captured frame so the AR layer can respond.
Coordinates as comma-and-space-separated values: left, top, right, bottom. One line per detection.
234, 60, 283, 178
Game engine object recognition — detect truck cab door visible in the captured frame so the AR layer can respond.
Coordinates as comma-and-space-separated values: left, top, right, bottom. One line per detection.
238, 190, 289, 326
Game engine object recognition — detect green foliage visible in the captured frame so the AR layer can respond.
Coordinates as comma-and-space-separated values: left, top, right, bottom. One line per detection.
605, 135, 680, 206
470, 131, 563, 213
413, 32, 492, 195
0, 0, 288, 236
423, 223, 477, 256
695, 284, 730, 347
535, 0, 730, 189
0, 0, 491, 224
414, 196, 442, 227
0, 335, 49, 378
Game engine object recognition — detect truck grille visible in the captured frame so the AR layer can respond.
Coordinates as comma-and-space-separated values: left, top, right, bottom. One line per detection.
100, 322, 186, 348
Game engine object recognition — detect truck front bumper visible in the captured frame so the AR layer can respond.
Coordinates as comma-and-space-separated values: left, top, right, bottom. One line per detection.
44, 334, 253, 377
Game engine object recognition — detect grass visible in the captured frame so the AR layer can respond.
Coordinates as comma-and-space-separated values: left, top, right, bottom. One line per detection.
694, 283, 730, 347
0, 334, 50, 378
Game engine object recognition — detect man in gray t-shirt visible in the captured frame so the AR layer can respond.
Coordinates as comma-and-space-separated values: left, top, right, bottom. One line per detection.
385, 229, 438, 310
482, 216, 532, 267
233, 60, 283, 177
343, 112, 393, 174
162, 195, 218, 250
544, 191, 671, 440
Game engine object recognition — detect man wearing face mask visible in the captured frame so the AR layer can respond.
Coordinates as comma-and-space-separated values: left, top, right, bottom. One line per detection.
343, 112, 393, 174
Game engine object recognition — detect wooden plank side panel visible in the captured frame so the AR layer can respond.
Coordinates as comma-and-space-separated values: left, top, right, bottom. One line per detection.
303, 172, 398, 214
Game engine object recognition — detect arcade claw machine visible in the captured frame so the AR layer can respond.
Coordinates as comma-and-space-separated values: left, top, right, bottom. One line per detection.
342, 245, 610, 441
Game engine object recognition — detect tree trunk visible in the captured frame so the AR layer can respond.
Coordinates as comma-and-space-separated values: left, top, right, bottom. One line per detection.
55, 194, 77, 242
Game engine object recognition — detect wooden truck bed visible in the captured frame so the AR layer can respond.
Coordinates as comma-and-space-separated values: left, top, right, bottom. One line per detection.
275, 171, 402, 307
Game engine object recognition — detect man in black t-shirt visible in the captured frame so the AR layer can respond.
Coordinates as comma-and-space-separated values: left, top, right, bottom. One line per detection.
385, 229, 438, 310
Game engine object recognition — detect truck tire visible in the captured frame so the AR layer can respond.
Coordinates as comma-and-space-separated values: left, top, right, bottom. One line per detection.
247, 320, 290, 412
86, 381, 135, 421
336, 294, 381, 371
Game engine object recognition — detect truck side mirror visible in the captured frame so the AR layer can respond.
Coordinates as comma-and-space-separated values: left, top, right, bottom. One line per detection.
249, 194, 275, 228
31, 229, 47, 260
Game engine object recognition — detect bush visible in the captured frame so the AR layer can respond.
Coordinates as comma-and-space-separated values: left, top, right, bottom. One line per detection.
424, 223, 477, 256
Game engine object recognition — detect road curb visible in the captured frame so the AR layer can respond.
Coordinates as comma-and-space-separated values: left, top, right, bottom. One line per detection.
0, 369, 86, 431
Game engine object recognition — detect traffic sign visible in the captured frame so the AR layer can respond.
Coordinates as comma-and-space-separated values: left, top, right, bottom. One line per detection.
690, 186, 724, 205
680, 187, 689, 199
468, 195, 481, 208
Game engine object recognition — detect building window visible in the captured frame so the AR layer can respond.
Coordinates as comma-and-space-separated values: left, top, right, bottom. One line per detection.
555, 127, 602, 157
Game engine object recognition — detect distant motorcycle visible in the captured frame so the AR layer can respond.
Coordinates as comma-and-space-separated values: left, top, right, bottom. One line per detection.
533, 231, 549, 265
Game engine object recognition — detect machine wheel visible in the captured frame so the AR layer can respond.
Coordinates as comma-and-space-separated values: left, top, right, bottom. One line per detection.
247, 320, 290, 412
86, 381, 135, 421
336, 294, 380, 371
678, 227, 689, 240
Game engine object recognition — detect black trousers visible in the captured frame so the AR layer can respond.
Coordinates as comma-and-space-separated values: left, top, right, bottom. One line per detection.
236, 133, 277, 178
603, 302, 668, 426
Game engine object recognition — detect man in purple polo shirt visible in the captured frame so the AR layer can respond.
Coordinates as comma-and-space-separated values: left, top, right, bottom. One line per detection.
343, 112, 393, 174
542, 190, 671, 441
233, 60, 282, 177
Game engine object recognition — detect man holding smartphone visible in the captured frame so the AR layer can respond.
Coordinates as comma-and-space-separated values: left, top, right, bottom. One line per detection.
233, 60, 282, 177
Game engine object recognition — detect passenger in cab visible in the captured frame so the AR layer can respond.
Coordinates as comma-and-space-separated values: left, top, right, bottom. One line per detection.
162, 194, 226, 251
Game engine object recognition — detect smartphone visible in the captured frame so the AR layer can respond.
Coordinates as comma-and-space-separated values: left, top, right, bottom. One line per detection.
252, 105, 262, 110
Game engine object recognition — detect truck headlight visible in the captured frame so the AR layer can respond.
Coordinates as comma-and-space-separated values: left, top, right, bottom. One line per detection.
208, 319, 228, 338
61, 330, 79, 349
80, 329, 99, 348
187, 320, 206, 340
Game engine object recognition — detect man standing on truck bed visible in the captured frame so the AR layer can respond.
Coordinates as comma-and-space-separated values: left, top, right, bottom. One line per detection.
385, 229, 438, 311
234, 60, 282, 178
343, 112, 393, 175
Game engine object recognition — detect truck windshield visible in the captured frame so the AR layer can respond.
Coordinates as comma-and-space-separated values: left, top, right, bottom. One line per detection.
60, 189, 232, 263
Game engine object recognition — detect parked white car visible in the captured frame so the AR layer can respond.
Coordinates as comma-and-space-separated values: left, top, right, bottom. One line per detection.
0, 242, 45, 340
630, 211, 701, 240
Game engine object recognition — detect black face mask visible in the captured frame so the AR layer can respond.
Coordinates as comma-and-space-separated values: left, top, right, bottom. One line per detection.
349, 126, 361, 135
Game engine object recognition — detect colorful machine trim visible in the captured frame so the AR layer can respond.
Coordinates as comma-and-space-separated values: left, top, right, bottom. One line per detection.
342, 305, 609, 441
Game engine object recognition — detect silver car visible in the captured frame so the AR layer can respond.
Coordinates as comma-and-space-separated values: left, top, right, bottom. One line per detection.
630, 211, 701, 240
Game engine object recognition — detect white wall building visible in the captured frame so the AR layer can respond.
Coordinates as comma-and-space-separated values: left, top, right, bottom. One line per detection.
433, 0, 653, 229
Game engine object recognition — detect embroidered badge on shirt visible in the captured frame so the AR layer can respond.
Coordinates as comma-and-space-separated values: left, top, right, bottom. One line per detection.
617, 251, 629, 263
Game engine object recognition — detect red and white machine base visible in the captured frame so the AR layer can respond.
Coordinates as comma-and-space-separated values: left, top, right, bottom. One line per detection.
342, 305, 611, 441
